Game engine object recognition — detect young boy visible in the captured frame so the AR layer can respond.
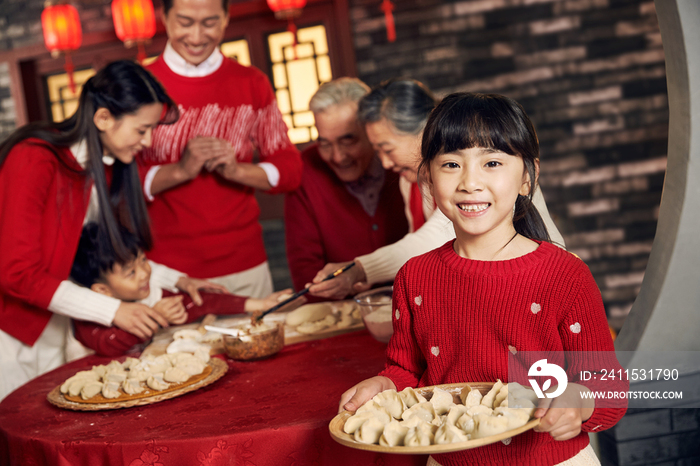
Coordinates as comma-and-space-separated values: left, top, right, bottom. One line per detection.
71, 223, 291, 356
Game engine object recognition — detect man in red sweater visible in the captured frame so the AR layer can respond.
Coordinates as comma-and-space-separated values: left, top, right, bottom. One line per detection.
285, 78, 408, 295
138, 0, 302, 298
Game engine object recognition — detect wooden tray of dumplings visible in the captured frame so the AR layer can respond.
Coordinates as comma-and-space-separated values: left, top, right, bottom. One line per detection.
329, 382, 540, 454
47, 358, 227, 411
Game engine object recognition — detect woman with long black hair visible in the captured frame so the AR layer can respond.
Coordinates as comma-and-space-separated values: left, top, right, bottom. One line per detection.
0, 60, 192, 399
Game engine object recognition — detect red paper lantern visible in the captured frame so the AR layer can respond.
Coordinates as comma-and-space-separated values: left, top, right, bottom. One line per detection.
381, 0, 396, 43
112, 0, 156, 63
42, 4, 82, 53
41, 3, 82, 94
266, 0, 307, 20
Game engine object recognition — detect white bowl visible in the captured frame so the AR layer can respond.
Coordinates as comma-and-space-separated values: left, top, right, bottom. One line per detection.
354, 286, 393, 343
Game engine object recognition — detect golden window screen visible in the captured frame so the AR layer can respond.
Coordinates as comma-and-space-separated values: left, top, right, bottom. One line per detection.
46, 68, 96, 122
268, 25, 332, 144
220, 39, 251, 66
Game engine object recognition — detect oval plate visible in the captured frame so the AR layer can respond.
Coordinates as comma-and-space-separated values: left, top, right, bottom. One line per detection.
47, 358, 228, 411
329, 382, 540, 454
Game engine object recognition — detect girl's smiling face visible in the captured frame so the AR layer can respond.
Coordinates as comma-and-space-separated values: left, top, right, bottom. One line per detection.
429, 146, 532, 247
96, 103, 163, 164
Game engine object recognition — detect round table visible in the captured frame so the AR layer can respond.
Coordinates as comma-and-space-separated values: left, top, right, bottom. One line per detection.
0, 330, 428, 465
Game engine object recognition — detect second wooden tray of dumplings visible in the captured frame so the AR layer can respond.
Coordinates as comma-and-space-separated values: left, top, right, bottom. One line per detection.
328, 382, 540, 454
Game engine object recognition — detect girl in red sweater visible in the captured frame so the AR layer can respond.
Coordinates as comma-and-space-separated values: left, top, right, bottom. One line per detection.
339, 93, 626, 465
0, 61, 222, 400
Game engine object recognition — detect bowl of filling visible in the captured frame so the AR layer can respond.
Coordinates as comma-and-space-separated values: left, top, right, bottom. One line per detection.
354, 286, 394, 343
222, 321, 285, 361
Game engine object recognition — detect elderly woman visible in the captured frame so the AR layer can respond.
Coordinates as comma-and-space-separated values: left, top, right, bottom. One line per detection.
308, 79, 564, 299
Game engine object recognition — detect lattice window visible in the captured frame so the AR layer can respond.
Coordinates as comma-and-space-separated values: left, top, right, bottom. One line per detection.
268, 25, 332, 144
221, 39, 251, 66
46, 68, 95, 122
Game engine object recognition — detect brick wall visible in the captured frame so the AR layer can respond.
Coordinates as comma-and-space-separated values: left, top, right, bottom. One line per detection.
351, 0, 668, 331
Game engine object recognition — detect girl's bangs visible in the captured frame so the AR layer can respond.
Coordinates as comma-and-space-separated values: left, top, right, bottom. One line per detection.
433, 96, 526, 158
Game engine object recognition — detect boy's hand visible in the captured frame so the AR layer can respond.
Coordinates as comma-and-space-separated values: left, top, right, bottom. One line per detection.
113, 302, 169, 340
244, 288, 306, 313
533, 383, 595, 441
176, 277, 229, 306
338, 376, 396, 414
153, 295, 187, 325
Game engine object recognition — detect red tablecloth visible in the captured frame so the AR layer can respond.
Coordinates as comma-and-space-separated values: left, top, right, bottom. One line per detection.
0, 330, 428, 466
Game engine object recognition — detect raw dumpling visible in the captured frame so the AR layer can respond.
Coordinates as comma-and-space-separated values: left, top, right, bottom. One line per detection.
128, 370, 151, 383
122, 357, 140, 370
471, 413, 513, 439
166, 338, 210, 354
444, 404, 470, 426
176, 359, 206, 376
508, 382, 540, 406
402, 402, 440, 425
343, 411, 376, 435
60, 371, 99, 394
122, 378, 144, 395
147, 374, 169, 391
355, 401, 393, 424
455, 413, 475, 434
164, 367, 190, 383
429, 387, 455, 415
193, 347, 210, 363
493, 384, 509, 408
460, 386, 483, 408
493, 406, 532, 428
80, 381, 103, 400
434, 422, 469, 444
67, 378, 92, 397
104, 372, 127, 384
102, 381, 121, 399
481, 379, 504, 408
372, 389, 406, 419
285, 303, 333, 327
91, 365, 107, 378
354, 417, 387, 444
379, 420, 409, 447
467, 404, 493, 416
399, 387, 427, 408
403, 421, 436, 447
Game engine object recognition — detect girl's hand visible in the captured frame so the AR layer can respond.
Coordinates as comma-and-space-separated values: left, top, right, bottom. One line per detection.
176, 277, 229, 306
533, 383, 595, 441
113, 302, 169, 340
153, 295, 187, 325
308, 261, 368, 300
244, 288, 306, 313
338, 376, 396, 414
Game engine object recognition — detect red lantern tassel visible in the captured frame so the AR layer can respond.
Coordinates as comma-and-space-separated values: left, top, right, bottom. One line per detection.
287, 18, 298, 60
64, 52, 76, 95
381, 0, 395, 43
137, 42, 147, 64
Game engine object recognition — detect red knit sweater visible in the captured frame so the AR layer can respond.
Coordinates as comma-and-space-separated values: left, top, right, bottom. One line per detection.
73, 291, 248, 357
140, 57, 302, 278
284, 145, 408, 294
0, 139, 90, 345
380, 241, 627, 466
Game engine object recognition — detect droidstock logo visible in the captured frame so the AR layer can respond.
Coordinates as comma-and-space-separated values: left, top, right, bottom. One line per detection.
528, 359, 568, 398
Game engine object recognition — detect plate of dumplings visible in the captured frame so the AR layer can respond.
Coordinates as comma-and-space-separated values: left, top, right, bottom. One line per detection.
47, 352, 228, 411
329, 381, 541, 453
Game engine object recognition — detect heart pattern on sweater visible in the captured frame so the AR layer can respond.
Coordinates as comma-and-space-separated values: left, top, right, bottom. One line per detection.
431, 346, 440, 357
395, 309, 400, 320
502, 438, 512, 445
530, 303, 541, 314
414, 296, 422, 306
570, 322, 581, 333
508, 345, 517, 355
